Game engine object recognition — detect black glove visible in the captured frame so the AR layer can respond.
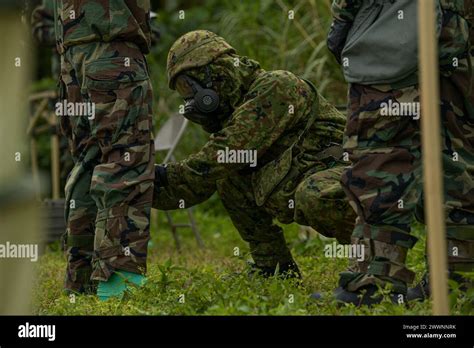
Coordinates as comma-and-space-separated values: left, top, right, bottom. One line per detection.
327, 18, 353, 65
154, 164, 169, 187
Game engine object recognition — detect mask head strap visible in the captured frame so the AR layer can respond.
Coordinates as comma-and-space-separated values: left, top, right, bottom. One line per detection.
183, 67, 220, 113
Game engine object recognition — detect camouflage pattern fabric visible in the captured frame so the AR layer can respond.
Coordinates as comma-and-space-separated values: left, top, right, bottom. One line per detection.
439, 47, 474, 272
153, 30, 355, 270
339, 84, 423, 293
32, 0, 72, 191
438, 0, 472, 70
167, 30, 236, 90
31, 0, 56, 47
155, 163, 355, 269
330, 0, 362, 22
55, 0, 151, 54
57, 1, 155, 292
330, 0, 474, 294
31, 0, 61, 77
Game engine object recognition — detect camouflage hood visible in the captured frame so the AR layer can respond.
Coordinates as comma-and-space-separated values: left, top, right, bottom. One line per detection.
167, 30, 262, 124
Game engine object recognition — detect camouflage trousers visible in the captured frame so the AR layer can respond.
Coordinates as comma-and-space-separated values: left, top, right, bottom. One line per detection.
59, 41, 155, 292
59, 130, 74, 191
339, 57, 474, 294
217, 163, 355, 269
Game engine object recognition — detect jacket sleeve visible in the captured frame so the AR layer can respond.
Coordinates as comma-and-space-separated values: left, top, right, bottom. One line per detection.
166, 72, 305, 187
152, 180, 216, 211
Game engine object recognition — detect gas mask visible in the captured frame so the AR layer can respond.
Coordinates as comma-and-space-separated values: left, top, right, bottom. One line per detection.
175, 69, 230, 133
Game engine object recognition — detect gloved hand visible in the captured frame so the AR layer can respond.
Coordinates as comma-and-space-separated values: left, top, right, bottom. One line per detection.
155, 164, 169, 187
327, 18, 353, 64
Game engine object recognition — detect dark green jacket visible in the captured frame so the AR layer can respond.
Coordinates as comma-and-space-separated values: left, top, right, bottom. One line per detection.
328, 0, 471, 86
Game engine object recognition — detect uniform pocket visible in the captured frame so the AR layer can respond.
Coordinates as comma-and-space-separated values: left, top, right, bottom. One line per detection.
83, 56, 151, 145
252, 146, 293, 207
83, 57, 149, 92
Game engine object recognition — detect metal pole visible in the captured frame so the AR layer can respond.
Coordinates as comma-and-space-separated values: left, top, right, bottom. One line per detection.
418, 0, 450, 315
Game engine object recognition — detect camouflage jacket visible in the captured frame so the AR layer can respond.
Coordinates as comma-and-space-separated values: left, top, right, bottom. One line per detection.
55, 0, 151, 53
31, 0, 56, 47
157, 69, 346, 213
438, 0, 473, 68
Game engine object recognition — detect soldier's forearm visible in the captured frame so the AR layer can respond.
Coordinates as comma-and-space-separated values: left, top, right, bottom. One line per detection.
152, 180, 217, 211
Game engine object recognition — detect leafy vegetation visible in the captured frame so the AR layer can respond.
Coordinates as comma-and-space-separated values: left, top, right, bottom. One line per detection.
33, 203, 473, 315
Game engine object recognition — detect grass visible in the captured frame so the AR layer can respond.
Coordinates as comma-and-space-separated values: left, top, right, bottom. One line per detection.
32, 198, 474, 315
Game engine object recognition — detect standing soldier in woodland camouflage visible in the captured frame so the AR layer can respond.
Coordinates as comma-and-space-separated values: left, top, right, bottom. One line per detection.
152, 30, 356, 277
32, 0, 56, 52
32, 0, 59, 77
326, 0, 474, 305
55, 0, 155, 299
31, 0, 73, 190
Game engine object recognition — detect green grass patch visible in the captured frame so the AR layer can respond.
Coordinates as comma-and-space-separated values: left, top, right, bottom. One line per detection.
32, 199, 473, 315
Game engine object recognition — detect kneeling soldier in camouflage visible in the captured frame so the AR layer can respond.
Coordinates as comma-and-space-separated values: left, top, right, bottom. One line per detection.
153, 30, 356, 278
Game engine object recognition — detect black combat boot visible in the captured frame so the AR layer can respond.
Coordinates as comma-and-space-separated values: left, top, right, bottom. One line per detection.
407, 272, 473, 302
333, 285, 405, 306
406, 273, 430, 302
311, 285, 406, 306
248, 260, 301, 280
311, 271, 408, 306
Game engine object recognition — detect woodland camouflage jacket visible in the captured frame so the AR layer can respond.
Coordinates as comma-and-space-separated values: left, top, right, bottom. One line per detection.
55, 0, 151, 53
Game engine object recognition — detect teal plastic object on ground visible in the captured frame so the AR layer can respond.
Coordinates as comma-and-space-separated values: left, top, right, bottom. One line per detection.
97, 271, 146, 301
